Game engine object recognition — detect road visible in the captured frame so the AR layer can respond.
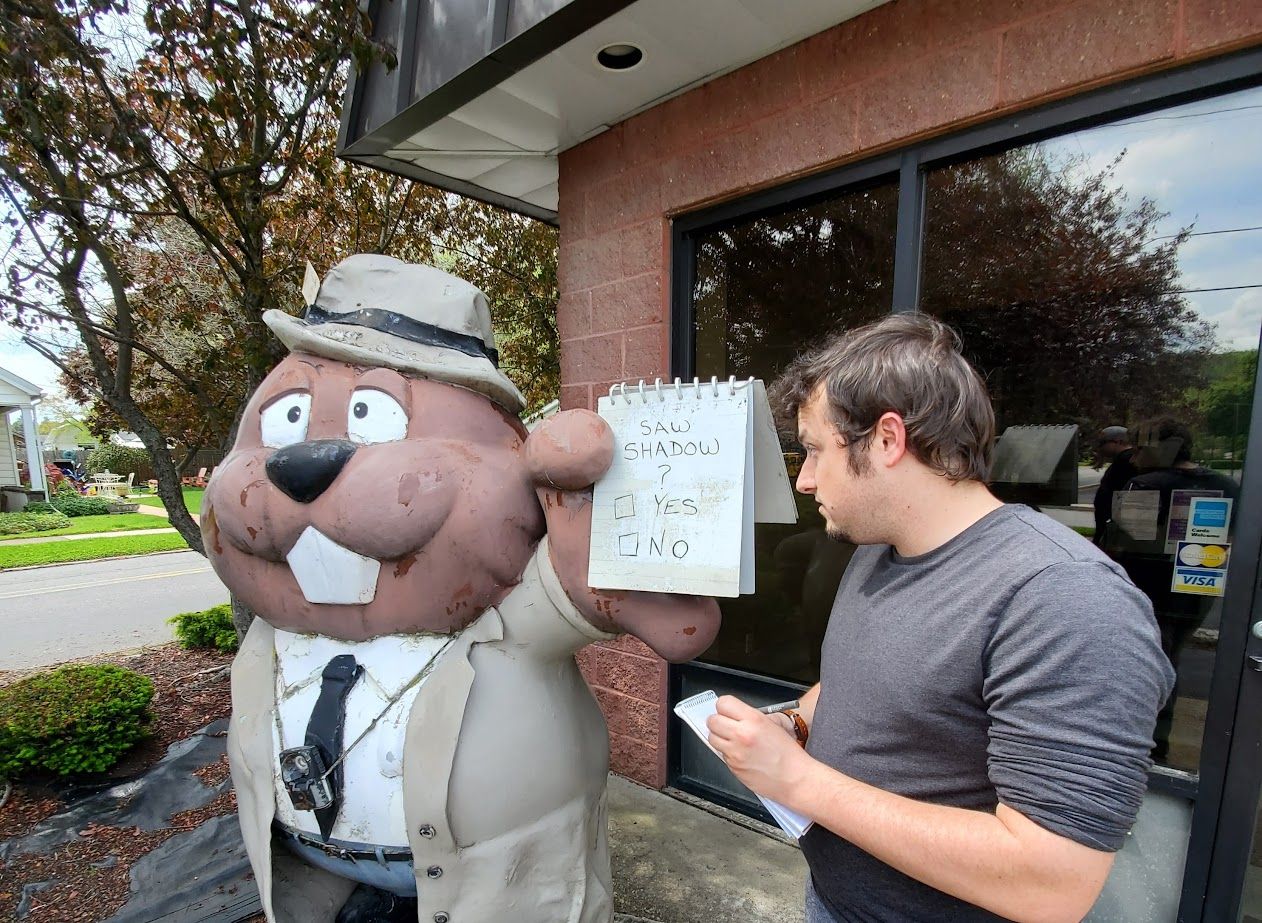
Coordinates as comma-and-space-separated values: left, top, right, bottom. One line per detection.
0, 550, 229, 670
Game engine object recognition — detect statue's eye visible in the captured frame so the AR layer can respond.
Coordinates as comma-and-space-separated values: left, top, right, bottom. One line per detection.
260, 392, 312, 448
347, 389, 407, 445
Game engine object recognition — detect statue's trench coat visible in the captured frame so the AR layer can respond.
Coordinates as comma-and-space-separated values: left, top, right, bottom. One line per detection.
228, 538, 618, 923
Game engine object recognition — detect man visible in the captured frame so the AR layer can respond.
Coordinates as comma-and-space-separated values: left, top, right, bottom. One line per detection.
1092, 425, 1138, 547
707, 314, 1173, 923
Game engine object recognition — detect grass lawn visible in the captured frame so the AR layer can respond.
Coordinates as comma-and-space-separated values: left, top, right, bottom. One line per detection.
0, 532, 191, 569
134, 488, 205, 514
0, 514, 173, 542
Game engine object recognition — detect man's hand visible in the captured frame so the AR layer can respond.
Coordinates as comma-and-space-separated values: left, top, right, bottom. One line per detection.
706, 696, 815, 807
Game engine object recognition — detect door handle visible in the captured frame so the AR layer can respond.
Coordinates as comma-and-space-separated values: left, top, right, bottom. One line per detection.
1250, 656, 1262, 673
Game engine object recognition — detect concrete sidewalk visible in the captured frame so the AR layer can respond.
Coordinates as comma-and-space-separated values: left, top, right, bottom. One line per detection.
1, 526, 177, 545
609, 775, 806, 923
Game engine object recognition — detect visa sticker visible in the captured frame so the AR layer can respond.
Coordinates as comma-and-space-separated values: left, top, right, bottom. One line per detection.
1172, 541, 1231, 597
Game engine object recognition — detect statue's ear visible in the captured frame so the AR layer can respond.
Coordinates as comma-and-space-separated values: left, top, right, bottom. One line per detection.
525, 410, 614, 491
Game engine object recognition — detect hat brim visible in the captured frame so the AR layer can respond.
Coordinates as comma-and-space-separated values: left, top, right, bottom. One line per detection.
264, 309, 526, 415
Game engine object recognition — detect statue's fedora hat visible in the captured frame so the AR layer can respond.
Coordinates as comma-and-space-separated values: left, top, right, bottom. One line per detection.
264, 254, 525, 414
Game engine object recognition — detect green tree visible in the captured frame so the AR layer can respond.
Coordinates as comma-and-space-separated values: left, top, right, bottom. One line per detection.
0, 0, 393, 549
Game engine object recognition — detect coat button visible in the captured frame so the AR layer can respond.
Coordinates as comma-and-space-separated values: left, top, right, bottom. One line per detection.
418, 824, 436, 838
427, 865, 443, 879
433, 913, 450, 923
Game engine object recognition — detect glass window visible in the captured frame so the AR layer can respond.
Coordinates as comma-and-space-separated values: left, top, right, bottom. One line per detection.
922, 85, 1261, 780
691, 179, 899, 684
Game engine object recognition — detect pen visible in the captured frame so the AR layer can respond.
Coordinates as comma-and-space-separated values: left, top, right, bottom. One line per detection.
757, 700, 800, 714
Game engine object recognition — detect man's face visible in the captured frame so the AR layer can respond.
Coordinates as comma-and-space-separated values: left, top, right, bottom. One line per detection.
1097, 435, 1126, 461
793, 390, 879, 544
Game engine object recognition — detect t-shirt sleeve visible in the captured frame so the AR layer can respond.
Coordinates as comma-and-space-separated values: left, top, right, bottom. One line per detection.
982, 561, 1175, 851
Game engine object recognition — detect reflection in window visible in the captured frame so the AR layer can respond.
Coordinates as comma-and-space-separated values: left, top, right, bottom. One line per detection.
922, 85, 1262, 777
692, 180, 899, 684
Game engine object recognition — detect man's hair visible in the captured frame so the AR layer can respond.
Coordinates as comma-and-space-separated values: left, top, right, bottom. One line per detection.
769, 313, 995, 481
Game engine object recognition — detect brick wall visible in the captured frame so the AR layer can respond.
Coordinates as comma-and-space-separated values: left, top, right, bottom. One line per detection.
558, 0, 1262, 788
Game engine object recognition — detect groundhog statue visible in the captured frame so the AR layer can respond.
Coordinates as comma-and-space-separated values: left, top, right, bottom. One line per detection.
202, 254, 720, 923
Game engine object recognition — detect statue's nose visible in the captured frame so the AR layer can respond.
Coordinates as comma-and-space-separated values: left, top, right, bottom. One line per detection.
265, 440, 357, 504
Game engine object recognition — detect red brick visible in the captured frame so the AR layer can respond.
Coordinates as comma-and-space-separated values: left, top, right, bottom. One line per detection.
560, 383, 592, 412
999, 0, 1177, 105
597, 633, 657, 658
560, 125, 626, 194
740, 92, 858, 188
857, 34, 1002, 150
622, 92, 710, 170
556, 291, 591, 340
593, 687, 662, 744
586, 162, 666, 236
560, 332, 621, 384
593, 646, 662, 701
557, 178, 587, 240
698, 44, 805, 138
797, 0, 1047, 104
575, 644, 599, 684
622, 324, 669, 381
591, 273, 663, 335
619, 220, 663, 279
610, 731, 664, 788
1183, 0, 1262, 54
661, 141, 750, 213
558, 237, 622, 296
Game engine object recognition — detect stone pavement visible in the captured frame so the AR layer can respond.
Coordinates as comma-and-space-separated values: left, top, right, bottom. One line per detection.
5, 721, 806, 923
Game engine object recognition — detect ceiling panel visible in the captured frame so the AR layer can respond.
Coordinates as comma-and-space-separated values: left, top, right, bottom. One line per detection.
377, 0, 891, 220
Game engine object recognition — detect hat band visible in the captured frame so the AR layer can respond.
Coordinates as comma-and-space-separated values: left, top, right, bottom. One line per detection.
303, 305, 500, 367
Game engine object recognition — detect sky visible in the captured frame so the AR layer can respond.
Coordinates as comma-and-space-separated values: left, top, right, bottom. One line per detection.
0, 329, 64, 400
1042, 84, 1262, 352
2, 80, 1259, 408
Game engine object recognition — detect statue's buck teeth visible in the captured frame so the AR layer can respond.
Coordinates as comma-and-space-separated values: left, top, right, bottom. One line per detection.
286, 527, 381, 604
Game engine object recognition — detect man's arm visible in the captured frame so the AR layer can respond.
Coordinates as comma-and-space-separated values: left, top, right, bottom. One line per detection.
707, 697, 1112, 923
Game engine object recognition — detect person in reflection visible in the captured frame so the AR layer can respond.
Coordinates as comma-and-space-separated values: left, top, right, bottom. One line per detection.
1113, 417, 1240, 761
705, 314, 1174, 923
1092, 425, 1138, 548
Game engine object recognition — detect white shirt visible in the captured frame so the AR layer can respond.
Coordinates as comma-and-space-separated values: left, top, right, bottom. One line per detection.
270, 629, 455, 846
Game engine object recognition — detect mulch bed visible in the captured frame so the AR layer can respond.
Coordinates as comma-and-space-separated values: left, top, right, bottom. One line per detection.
0, 645, 236, 923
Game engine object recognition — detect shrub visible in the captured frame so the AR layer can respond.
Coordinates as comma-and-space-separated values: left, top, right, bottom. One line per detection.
0, 664, 154, 777
169, 604, 238, 652
0, 511, 72, 535
24, 501, 56, 514
48, 495, 113, 517
85, 444, 151, 478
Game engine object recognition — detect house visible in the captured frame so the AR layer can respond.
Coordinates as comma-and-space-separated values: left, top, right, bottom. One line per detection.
0, 365, 47, 502
41, 418, 100, 458
341, 3, 1262, 918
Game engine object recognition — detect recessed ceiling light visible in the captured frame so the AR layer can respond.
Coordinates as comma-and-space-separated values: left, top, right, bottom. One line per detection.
596, 43, 644, 72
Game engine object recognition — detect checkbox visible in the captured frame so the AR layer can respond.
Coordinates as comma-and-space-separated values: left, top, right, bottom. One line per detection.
618, 533, 640, 556
614, 495, 635, 519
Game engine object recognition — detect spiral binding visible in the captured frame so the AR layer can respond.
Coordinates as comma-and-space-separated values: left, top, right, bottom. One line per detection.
608, 375, 755, 404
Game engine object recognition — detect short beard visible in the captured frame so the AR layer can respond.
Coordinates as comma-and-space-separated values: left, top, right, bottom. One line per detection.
825, 524, 856, 545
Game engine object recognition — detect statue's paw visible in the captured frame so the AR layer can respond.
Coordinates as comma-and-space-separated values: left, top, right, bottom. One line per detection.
526, 409, 614, 490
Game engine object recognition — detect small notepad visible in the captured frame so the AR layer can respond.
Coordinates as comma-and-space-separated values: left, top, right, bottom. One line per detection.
673, 690, 813, 839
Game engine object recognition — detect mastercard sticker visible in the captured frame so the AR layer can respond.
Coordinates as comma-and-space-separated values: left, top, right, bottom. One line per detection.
1172, 541, 1231, 596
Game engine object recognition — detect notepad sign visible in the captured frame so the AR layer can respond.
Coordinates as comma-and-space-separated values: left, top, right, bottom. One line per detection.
587, 379, 795, 598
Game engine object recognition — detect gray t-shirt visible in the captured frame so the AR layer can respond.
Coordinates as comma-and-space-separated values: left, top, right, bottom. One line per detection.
801, 504, 1175, 922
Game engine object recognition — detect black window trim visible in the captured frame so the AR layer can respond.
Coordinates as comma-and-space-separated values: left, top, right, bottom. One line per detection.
668, 46, 1262, 923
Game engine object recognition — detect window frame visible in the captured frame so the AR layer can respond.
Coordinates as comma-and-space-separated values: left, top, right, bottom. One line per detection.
668, 46, 1262, 922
